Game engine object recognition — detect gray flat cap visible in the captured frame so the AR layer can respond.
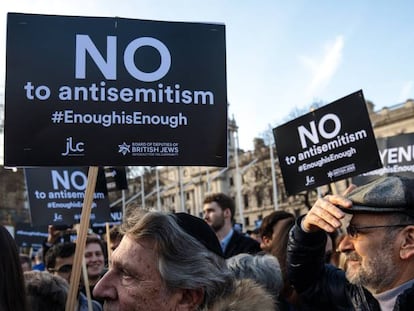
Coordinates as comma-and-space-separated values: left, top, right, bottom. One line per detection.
341, 175, 414, 214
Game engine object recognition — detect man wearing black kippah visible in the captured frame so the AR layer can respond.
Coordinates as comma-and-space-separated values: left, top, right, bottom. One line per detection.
93, 210, 234, 311
175, 212, 224, 258
287, 175, 414, 310
203, 192, 261, 258
93, 209, 275, 311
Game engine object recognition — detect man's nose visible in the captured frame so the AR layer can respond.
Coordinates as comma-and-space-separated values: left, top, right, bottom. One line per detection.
93, 270, 116, 300
337, 234, 354, 253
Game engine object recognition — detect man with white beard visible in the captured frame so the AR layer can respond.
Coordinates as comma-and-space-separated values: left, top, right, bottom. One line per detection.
287, 175, 414, 310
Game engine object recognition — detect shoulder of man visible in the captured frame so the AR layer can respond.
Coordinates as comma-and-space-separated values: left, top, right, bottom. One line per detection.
209, 278, 275, 311
388, 281, 414, 310
78, 292, 103, 311
229, 230, 260, 252
234, 230, 259, 243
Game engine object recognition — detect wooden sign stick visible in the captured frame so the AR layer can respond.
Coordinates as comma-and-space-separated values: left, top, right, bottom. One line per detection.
106, 222, 112, 268
65, 166, 99, 311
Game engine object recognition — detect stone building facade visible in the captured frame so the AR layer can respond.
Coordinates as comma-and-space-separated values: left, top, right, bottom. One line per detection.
1, 99, 414, 229
130, 99, 414, 231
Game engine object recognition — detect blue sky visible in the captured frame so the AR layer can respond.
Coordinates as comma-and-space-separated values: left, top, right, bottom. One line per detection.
1, 0, 414, 151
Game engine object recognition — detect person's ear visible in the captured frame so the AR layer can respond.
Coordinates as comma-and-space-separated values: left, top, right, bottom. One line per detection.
262, 235, 271, 245
400, 225, 414, 260
224, 208, 231, 218
176, 288, 204, 311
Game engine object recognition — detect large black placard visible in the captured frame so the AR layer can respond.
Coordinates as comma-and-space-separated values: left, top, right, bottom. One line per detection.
273, 90, 382, 195
352, 132, 414, 185
25, 167, 110, 226
5, 13, 227, 167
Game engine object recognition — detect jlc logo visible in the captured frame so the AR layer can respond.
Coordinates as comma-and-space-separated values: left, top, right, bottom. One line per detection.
305, 175, 315, 186
53, 213, 63, 222
62, 137, 85, 156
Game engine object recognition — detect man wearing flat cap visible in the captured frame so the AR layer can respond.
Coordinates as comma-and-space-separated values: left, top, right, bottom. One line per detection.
287, 175, 414, 310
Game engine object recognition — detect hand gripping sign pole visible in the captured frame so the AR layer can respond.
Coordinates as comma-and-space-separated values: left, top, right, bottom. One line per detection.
66, 166, 99, 311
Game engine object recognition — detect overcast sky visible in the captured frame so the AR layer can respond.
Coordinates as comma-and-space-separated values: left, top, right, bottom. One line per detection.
1, 0, 414, 152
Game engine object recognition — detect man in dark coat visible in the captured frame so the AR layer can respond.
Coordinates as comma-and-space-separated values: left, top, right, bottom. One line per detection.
203, 192, 261, 258
287, 176, 414, 310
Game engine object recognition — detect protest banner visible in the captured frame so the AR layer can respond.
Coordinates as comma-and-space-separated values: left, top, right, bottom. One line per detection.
352, 132, 414, 185
273, 90, 382, 195
104, 166, 128, 191
5, 13, 227, 167
5, 13, 227, 310
14, 223, 49, 250
24, 167, 110, 226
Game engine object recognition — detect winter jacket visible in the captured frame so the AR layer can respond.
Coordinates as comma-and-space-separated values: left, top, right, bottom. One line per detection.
287, 217, 414, 311
78, 292, 102, 311
223, 230, 261, 259
206, 278, 277, 311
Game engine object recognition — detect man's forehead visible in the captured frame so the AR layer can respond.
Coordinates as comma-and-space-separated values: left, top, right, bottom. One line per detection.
85, 242, 103, 251
115, 235, 156, 258
112, 236, 158, 270
203, 201, 221, 210
349, 213, 387, 225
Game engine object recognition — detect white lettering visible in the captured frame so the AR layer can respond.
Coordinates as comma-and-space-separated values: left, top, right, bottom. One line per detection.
298, 113, 342, 149
124, 37, 171, 82
75, 35, 117, 80
75, 35, 171, 82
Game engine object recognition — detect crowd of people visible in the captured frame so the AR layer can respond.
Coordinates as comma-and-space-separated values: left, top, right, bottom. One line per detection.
1, 175, 414, 310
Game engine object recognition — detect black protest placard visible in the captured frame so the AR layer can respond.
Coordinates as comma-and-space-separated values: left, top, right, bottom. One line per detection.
5, 13, 227, 167
105, 166, 128, 191
25, 167, 110, 226
273, 90, 382, 195
352, 132, 414, 185
14, 223, 48, 249
92, 204, 123, 229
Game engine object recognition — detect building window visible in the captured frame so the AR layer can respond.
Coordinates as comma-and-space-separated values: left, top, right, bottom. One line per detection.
229, 177, 234, 186
268, 188, 273, 204
244, 194, 249, 209
255, 170, 261, 181
245, 217, 250, 227
256, 190, 263, 207
186, 192, 190, 200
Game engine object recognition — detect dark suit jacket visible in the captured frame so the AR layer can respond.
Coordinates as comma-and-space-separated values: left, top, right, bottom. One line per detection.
223, 230, 261, 259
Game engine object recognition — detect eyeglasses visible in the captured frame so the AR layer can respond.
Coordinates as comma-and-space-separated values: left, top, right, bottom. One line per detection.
346, 224, 413, 238
49, 264, 73, 274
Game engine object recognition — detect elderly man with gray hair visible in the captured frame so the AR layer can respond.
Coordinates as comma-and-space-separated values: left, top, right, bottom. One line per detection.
93, 210, 234, 311
287, 175, 414, 310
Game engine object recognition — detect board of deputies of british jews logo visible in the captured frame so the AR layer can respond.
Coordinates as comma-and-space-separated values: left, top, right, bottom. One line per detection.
118, 142, 180, 157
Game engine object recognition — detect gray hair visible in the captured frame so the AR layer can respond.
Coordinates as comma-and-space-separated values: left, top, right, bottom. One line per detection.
122, 210, 234, 309
24, 271, 69, 311
226, 253, 283, 301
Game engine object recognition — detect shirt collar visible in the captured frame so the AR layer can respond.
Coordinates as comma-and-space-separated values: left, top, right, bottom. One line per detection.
220, 228, 234, 252
373, 279, 414, 311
